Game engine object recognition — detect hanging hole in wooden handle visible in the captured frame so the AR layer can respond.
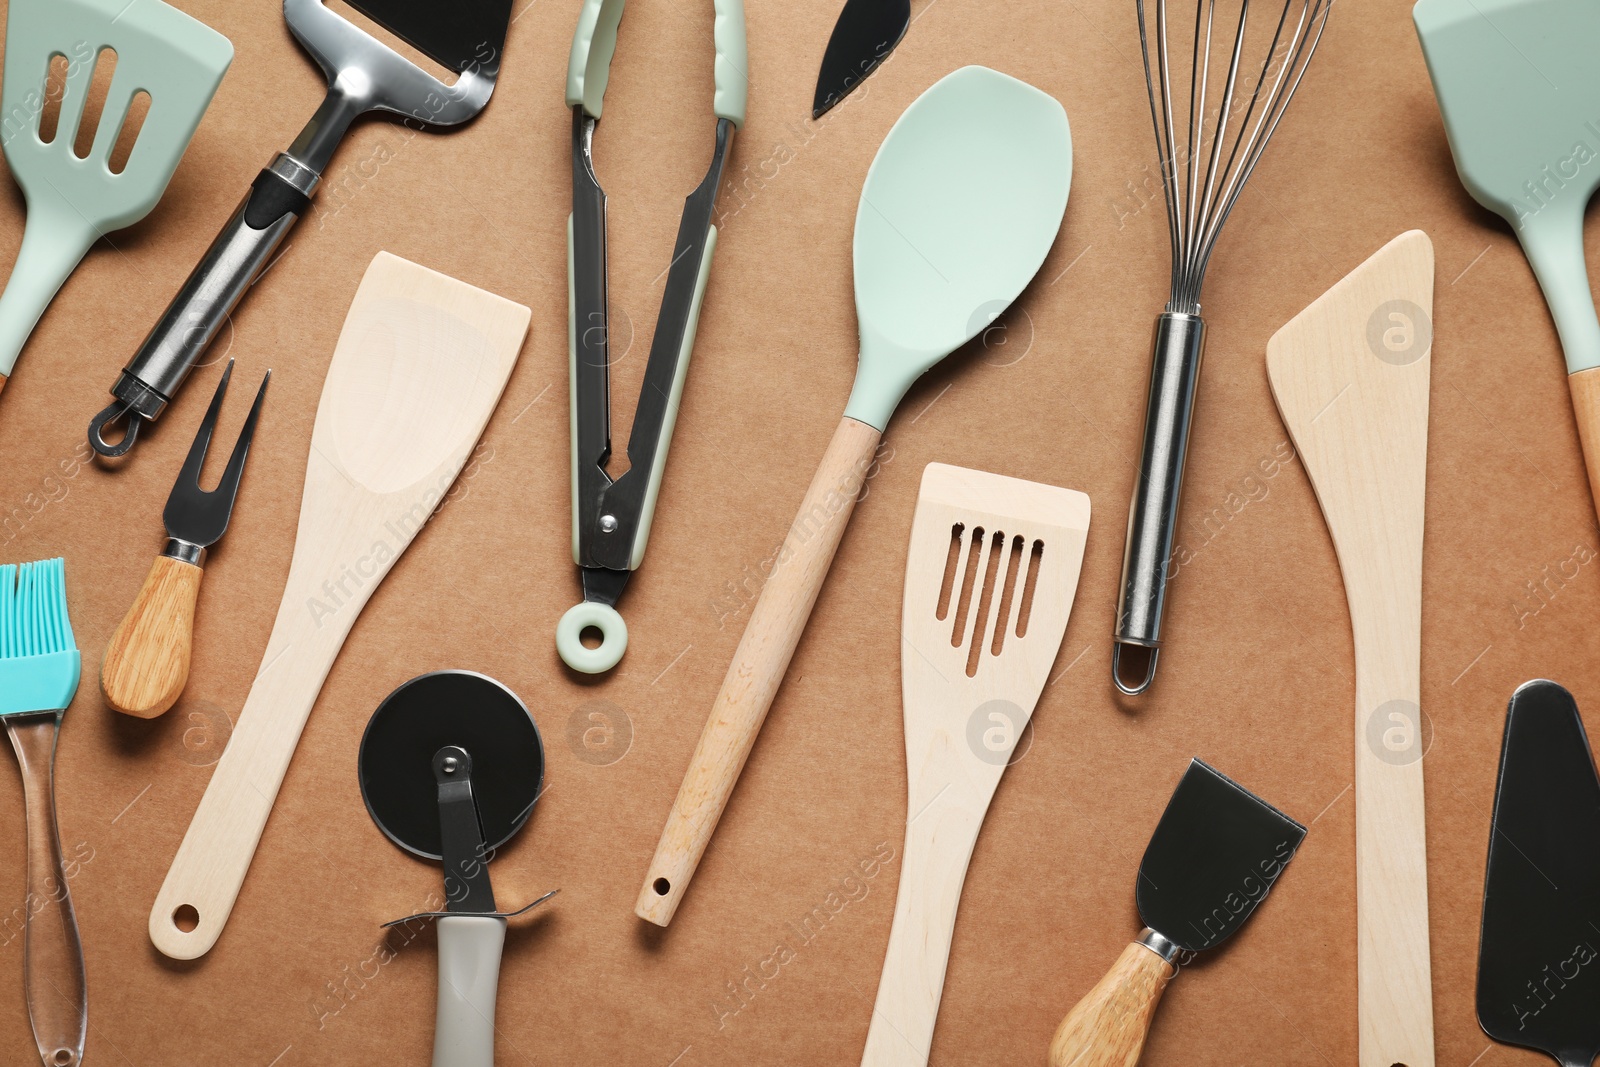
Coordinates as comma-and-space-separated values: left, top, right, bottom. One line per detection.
652, 878, 670, 896
172, 905, 200, 933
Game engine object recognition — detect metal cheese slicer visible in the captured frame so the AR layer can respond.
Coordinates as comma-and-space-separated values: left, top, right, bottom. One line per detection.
88, 0, 512, 458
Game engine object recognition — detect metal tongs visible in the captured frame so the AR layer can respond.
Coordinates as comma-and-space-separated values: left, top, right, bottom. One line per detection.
558, 0, 747, 674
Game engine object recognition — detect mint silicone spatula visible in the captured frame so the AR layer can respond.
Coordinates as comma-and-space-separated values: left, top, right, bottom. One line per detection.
1414, 0, 1600, 516
636, 65, 1071, 926
0, 0, 232, 397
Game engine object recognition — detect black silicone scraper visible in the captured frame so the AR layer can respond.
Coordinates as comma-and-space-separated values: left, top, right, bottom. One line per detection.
812, 0, 910, 118
1478, 680, 1600, 1067
1048, 759, 1306, 1066
359, 671, 551, 1067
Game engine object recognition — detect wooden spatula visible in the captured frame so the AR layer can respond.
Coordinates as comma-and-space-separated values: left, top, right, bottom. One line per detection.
1267, 230, 1436, 1067
861, 462, 1088, 1067
148, 251, 530, 960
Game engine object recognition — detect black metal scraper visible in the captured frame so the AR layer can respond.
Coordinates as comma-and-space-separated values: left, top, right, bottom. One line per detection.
1048, 760, 1306, 1066
1478, 680, 1600, 1067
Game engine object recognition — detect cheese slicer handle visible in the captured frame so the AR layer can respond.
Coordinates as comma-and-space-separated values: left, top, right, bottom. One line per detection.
635, 416, 882, 926
1047, 939, 1174, 1067
101, 554, 203, 718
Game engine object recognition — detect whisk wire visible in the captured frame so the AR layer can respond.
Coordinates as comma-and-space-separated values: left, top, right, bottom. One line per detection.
1136, 0, 1331, 313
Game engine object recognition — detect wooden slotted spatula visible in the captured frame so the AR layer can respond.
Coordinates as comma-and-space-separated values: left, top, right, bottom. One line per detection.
148, 251, 531, 960
1267, 230, 1436, 1067
861, 462, 1089, 1067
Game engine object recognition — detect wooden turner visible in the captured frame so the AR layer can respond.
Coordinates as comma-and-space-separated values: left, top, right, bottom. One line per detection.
148, 252, 530, 960
861, 462, 1088, 1067
1267, 230, 1436, 1067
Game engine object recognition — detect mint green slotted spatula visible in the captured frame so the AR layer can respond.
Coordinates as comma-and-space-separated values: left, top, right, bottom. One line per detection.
1415, 0, 1600, 521
0, 0, 232, 396
636, 64, 1072, 926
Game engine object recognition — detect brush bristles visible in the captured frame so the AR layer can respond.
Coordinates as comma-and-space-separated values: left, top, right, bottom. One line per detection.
0, 558, 76, 657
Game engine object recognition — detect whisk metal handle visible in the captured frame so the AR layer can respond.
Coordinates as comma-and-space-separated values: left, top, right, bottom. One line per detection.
1113, 311, 1205, 695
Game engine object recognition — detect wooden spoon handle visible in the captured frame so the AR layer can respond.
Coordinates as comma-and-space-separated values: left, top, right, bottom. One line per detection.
1568, 366, 1600, 520
101, 554, 203, 718
635, 415, 883, 926
1047, 942, 1173, 1067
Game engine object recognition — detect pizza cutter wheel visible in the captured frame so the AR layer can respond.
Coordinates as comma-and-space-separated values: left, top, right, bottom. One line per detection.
358, 670, 551, 1067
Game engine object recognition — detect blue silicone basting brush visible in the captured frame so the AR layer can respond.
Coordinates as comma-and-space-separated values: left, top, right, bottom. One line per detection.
0, 558, 86, 1067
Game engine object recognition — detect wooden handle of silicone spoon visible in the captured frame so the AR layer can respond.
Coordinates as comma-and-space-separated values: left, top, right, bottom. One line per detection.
636, 416, 882, 926
1047, 942, 1173, 1067
101, 555, 203, 718
6, 717, 87, 1067
1568, 367, 1600, 520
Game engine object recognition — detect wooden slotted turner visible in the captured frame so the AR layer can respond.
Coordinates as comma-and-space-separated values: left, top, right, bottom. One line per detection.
861, 463, 1089, 1067
1267, 230, 1436, 1067
148, 252, 531, 960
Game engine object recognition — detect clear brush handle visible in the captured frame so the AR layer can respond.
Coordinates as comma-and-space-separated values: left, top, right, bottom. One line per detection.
0, 205, 95, 383
5, 717, 86, 1067
1112, 311, 1206, 695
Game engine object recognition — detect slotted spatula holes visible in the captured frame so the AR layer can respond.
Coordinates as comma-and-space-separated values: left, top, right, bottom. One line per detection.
964, 530, 1005, 675
36, 53, 69, 144
936, 523, 965, 620
938, 523, 1047, 675
31, 46, 149, 171
949, 525, 985, 648
72, 48, 117, 159
108, 91, 151, 174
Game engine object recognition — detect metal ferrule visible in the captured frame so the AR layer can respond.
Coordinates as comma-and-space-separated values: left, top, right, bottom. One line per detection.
1113, 311, 1206, 694
162, 538, 206, 568
1135, 927, 1182, 965
267, 151, 320, 196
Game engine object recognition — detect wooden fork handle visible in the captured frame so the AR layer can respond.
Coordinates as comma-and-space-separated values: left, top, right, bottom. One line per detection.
102, 554, 203, 718
635, 416, 883, 926
1047, 941, 1174, 1067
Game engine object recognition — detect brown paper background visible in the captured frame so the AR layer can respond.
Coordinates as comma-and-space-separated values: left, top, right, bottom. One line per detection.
0, 0, 1591, 1063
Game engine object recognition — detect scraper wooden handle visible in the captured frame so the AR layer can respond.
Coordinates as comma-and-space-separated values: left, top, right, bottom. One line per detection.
101, 554, 203, 718
636, 416, 882, 926
1568, 367, 1600, 518
1047, 942, 1173, 1067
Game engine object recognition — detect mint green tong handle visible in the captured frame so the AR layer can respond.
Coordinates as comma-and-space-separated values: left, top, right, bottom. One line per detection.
566, 0, 748, 127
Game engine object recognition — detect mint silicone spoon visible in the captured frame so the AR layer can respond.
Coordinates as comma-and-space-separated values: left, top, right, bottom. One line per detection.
636, 65, 1071, 926
0, 0, 232, 396
1415, 0, 1600, 517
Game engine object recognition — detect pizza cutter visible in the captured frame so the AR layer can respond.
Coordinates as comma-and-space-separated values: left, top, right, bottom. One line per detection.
358, 671, 553, 1067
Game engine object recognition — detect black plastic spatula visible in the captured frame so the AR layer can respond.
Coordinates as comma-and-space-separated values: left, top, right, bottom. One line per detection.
1048, 760, 1306, 1066
1478, 680, 1600, 1067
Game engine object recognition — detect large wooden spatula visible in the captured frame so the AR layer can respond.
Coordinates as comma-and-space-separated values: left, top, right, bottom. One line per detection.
1267, 230, 1436, 1067
149, 252, 530, 959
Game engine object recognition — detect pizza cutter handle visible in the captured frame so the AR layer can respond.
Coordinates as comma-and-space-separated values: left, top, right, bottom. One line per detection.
432, 915, 506, 1067
1047, 938, 1174, 1067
